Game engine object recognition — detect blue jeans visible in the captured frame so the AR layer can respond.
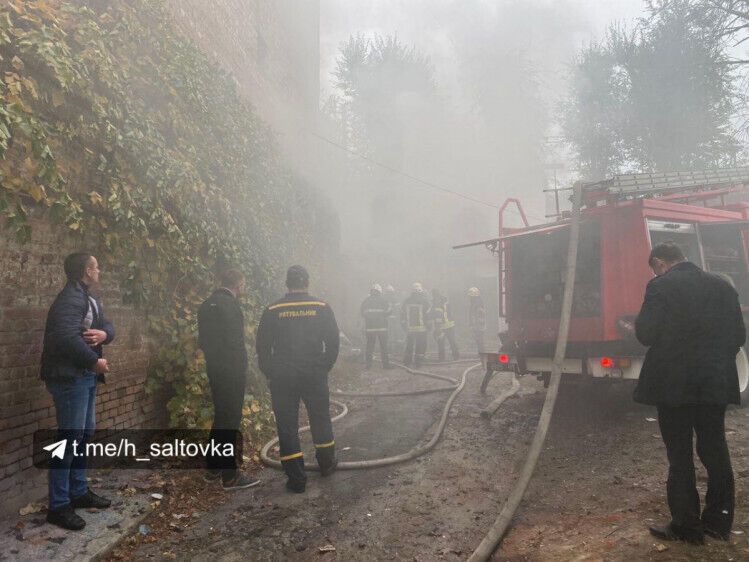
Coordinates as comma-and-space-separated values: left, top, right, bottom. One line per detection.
46, 373, 97, 510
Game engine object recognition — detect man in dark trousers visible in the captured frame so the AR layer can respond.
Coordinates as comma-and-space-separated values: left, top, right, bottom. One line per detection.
361, 284, 391, 369
256, 265, 340, 493
198, 269, 260, 490
634, 242, 745, 544
41, 253, 113, 530
431, 288, 459, 361
401, 282, 431, 368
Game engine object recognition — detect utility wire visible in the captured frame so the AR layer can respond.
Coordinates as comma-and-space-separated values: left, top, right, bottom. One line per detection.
308, 131, 500, 209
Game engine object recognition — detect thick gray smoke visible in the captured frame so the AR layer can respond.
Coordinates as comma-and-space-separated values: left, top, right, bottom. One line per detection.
311, 0, 646, 333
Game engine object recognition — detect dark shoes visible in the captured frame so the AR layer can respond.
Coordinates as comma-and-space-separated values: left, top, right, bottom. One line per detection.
71, 489, 111, 509
222, 472, 261, 491
286, 479, 306, 493
649, 524, 705, 545
204, 469, 221, 483
704, 527, 731, 541
320, 459, 338, 478
47, 505, 86, 531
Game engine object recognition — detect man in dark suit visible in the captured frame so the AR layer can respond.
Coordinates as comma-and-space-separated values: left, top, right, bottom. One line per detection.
198, 269, 260, 490
635, 242, 745, 544
41, 252, 114, 530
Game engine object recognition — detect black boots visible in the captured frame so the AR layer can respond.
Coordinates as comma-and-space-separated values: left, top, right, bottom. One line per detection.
46, 505, 86, 531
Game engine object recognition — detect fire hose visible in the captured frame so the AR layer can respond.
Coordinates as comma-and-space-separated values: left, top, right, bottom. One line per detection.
467, 182, 584, 561
261, 358, 519, 471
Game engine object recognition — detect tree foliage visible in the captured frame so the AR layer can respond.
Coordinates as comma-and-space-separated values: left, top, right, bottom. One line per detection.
563, 1, 741, 179
0, 0, 334, 433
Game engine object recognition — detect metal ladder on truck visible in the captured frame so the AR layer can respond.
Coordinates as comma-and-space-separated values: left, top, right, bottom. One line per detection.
582, 166, 749, 206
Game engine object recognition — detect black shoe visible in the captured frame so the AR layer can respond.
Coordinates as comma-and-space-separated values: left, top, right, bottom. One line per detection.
203, 469, 221, 483
47, 505, 86, 531
286, 479, 306, 493
71, 489, 111, 509
649, 524, 704, 545
320, 459, 338, 477
704, 527, 731, 541
222, 472, 261, 491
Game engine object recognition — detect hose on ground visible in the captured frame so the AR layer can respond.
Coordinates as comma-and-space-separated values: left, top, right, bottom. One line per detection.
261, 360, 518, 471
468, 182, 584, 562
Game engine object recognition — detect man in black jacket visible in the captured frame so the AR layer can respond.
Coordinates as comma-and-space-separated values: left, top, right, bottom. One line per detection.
198, 269, 260, 490
256, 265, 340, 493
361, 284, 391, 369
635, 242, 745, 544
41, 253, 113, 531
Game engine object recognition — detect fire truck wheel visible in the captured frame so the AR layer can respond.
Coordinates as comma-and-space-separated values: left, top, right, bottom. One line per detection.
738, 347, 749, 407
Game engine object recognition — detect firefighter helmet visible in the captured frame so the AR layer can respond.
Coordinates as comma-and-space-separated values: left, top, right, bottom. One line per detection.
468, 287, 480, 297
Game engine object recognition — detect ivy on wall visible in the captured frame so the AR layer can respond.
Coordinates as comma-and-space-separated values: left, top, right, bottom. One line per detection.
0, 0, 335, 437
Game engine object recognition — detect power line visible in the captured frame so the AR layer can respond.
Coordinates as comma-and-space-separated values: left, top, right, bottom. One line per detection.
308, 131, 500, 209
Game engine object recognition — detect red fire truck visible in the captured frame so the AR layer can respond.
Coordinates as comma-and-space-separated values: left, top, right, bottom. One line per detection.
456, 168, 749, 401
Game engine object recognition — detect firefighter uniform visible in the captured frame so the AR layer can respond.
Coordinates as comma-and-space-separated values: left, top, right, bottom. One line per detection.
431, 290, 459, 361
361, 285, 391, 369
401, 283, 431, 368
468, 288, 486, 356
256, 290, 340, 490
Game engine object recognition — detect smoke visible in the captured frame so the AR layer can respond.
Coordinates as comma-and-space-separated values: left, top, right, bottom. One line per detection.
311, 0, 646, 333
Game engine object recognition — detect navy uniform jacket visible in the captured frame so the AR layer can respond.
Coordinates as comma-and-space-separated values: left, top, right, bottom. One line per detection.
197, 288, 248, 375
360, 294, 390, 332
634, 261, 746, 405
255, 292, 340, 379
40, 281, 115, 381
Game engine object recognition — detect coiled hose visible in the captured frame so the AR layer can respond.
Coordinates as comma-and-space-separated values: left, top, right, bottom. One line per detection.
261, 359, 518, 471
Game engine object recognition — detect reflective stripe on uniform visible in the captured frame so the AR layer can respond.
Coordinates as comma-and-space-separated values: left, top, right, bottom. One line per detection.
315, 441, 335, 449
268, 301, 326, 310
280, 451, 304, 461
365, 328, 388, 332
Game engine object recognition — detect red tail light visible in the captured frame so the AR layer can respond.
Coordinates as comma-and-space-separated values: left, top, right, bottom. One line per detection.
600, 357, 614, 368
498, 354, 510, 364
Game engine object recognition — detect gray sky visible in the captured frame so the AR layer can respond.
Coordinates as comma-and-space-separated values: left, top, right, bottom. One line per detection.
320, 0, 647, 97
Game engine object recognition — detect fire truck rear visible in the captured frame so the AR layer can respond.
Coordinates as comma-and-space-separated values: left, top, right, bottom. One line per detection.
456, 168, 749, 402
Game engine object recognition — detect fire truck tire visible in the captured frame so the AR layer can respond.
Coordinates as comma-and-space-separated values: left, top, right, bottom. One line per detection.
737, 347, 749, 407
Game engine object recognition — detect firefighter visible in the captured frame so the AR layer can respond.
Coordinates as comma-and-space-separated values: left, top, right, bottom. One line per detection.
468, 287, 486, 356
401, 282, 431, 368
361, 284, 392, 369
256, 265, 340, 493
431, 288, 460, 361
383, 284, 401, 354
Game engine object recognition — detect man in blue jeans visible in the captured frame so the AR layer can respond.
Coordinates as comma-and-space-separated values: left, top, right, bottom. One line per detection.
40, 252, 114, 530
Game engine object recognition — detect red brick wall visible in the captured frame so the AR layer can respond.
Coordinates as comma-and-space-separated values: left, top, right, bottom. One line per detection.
0, 218, 164, 516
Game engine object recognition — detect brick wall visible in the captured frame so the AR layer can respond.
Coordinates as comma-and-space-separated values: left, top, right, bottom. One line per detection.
0, 218, 164, 516
163, 0, 321, 178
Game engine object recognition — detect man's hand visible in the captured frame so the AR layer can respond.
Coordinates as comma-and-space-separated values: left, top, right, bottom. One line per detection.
84, 329, 107, 346
93, 358, 109, 374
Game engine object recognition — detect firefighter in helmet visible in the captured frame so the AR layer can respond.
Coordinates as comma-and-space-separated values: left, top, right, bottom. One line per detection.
360, 284, 391, 369
468, 287, 486, 356
401, 282, 431, 368
431, 288, 460, 361
255, 266, 340, 493
383, 284, 401, 354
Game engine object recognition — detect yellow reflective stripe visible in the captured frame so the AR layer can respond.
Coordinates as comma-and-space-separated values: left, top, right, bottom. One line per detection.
268, 301, 326, 310
365, 328, 388, 332
314, 441, 335, 449
280, 451, 304, 461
